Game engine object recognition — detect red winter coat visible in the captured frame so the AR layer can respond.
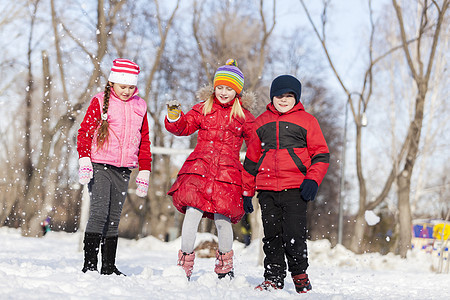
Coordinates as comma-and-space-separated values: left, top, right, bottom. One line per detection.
244, 101, 329, 192
165, 87, 256, 224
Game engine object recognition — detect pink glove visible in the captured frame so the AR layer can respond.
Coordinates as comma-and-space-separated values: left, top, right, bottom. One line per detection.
136, 170, 150, 197
78, 157, 93, 185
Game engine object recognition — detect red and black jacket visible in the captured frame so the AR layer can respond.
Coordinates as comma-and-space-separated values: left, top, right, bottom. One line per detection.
244, 102, 329, 193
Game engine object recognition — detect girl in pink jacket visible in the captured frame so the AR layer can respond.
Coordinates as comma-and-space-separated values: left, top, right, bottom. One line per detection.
165, 59, 256, 280
77, 59, 152, 276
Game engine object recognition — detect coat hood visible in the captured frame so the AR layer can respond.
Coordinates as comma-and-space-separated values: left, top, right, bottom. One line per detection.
196, 85, 255, 111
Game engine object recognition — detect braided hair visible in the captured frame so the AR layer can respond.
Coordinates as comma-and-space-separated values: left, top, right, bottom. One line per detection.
96, 82, 112, 149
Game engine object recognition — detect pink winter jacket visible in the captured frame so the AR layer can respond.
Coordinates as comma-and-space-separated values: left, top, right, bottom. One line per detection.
77, 89, 152, 170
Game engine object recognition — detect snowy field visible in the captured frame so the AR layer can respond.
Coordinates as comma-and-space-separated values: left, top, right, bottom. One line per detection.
0, 227, 449, 300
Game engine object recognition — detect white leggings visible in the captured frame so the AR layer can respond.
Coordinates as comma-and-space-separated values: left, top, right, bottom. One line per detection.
181, 206, 233, 254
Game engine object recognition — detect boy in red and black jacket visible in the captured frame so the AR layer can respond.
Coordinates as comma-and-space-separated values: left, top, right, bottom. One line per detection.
244, 75, 329, 294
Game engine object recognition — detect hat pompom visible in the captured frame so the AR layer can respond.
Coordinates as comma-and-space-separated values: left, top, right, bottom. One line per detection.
225, 59, 238, 67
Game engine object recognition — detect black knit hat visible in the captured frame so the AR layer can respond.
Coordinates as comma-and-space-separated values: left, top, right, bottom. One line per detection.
270, 75, 302, 104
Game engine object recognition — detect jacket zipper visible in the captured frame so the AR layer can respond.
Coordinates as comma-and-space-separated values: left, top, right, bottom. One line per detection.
121, 100, 129, 166
275, 115, 280, 189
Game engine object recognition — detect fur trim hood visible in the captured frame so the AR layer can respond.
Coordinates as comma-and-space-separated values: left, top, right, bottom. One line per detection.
196, 85, 256, 111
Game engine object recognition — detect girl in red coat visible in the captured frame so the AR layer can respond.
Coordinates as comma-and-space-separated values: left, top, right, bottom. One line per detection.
244, 75, 329, 293
165, 59, 256, 280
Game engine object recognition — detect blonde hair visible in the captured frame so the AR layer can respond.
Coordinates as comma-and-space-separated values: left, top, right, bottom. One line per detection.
202, 94, 246, 121
96, 82, 112, 149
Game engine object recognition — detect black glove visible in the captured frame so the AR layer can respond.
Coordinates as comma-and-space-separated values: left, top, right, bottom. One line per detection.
243, 196, 254, 213
300, 179, 318, 201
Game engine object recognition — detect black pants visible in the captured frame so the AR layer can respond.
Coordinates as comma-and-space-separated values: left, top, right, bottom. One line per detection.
86, 163, 131, 237
258, 189, 309, 283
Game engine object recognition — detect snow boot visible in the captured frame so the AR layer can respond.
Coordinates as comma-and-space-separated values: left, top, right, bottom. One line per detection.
82, 232, 101, 273
255, 279, 284, 291
214, 250, 234, 279
292, 273, 312, 293
100, 236, 126, 276
177, 250, 195, 280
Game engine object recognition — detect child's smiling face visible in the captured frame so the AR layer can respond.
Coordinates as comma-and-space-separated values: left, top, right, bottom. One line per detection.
215, 85, 237, 104
273, 92, 296, 113
112, 83, 136, 101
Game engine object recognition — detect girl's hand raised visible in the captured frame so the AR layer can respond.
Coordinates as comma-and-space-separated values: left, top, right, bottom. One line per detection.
166, 100, 181, 121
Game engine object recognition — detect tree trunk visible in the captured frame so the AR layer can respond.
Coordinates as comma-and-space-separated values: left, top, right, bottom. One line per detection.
396, 89, 426, 257
351, 210, 367, 253
249, 194, 264, 266
397, 170, 412, 257
349, 124, 368, 253
21, 2, 39, 235
22, 50, 53, 236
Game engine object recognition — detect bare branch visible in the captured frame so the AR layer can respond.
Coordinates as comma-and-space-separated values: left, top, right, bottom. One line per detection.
192, 0, 211, 82
143, 0, 180, 101
60, 23, 95, 62
50, 0, 68, 105
392, 0, 420, 82
299, 0, 351, 97
424, 0, 449, 83
250, 0, 277, 91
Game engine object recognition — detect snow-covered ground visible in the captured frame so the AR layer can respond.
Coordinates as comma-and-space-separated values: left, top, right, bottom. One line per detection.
0, 227, 448, 299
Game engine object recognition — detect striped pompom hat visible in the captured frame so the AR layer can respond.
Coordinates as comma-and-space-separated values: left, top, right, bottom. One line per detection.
213, 59, 244, 95
108, 58, 140, 85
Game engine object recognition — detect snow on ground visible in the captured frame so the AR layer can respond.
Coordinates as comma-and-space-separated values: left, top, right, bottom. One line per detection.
0, 227, 448, 299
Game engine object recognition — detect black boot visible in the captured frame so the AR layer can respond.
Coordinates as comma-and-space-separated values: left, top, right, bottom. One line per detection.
100, 236, 126, 276
82, 232, 101, 273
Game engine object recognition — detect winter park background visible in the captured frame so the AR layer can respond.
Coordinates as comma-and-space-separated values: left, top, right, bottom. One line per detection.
0, 1, 449, 299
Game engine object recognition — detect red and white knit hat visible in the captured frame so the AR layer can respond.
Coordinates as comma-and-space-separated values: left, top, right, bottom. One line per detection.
108, 58, 140, 85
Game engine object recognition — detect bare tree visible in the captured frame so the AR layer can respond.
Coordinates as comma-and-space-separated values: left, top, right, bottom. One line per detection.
21, 0, 42, 236
411, 29, 449, 215
300, 0, 402, 253
18, 0, 124, 236
192, 0, 275, 91
138, 0, 181, 240
391, 0, 449, 257
0, 0, 29, 227
300, 0, 449, 257
1, 0, 183, 239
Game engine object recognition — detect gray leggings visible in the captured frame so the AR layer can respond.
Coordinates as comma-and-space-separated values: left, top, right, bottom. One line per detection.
181, 206, 233, 254
86, 163, 131, 237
